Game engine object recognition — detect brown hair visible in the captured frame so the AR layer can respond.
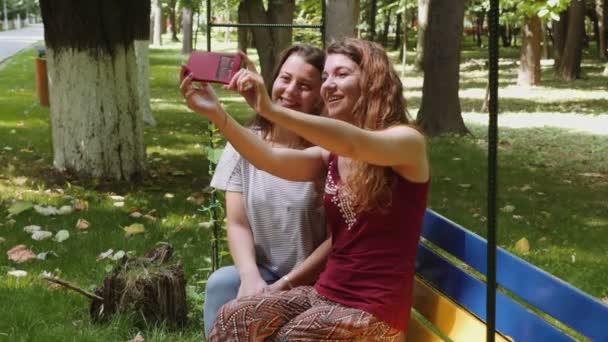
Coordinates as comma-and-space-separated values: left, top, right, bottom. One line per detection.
250, 44, 325, 145
327, 38, 413, 213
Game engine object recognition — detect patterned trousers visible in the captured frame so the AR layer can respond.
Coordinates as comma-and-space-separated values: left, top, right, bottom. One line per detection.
207, 286, 402, 341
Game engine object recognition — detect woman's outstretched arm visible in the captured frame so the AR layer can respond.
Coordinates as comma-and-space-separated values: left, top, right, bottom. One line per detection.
228, 70, 427, 174
180, 75, 328, 182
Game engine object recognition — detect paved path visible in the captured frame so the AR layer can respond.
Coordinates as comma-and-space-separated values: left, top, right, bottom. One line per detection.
0, 24, 44, 63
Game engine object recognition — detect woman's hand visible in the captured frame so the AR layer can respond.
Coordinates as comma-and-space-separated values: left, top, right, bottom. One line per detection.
180, 74, 223, 119
265, 277, 291, 293
226, 69, 275, 117
237, 272, 268, 298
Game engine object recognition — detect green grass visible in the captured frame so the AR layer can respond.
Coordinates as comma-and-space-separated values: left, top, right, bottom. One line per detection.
0, 37, 607, 341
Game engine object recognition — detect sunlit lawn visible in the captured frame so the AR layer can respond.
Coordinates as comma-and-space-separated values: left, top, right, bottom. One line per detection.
0, 35, 606, 341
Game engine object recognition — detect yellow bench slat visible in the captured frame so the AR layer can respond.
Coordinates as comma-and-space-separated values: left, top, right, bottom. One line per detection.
412, 276, 513, 342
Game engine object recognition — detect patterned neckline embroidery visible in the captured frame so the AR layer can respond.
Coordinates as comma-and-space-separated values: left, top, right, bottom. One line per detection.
325, 159, 357, 230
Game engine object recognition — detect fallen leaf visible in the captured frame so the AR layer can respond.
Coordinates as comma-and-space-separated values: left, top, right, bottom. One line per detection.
6, 219, 16, 226
452, 157, 462, 161
7, 270, 28, 277
171, 171, 185, 176
32, 230, 53, 241
571, 254, 576, 263
7, 201, 33, 216
37, 251, 58, 260
520, 184, 532, 191
109, 195, 125, 201
143, 215, 157, 222
54, 230, 70, 242
129, 211, 143, 218
500, 204, 516, 213
97, 249, 114, 261
74, 200, 89, 211
579, 172, 605, 178
124, 223, 146, 237
114, 202, 125, 208
515, 238, 530, 254
0, 237, 5, 243
76, 219, 90, 230
164, 193, 175, 199
11, 177, 28, 185
112, 250, 126, 261
601, 297, 608, 305
128, 332, 145, 342
458, 184, 472, 189
23, 225, 42, 234
512, 215, 523, 220
442, 177, 452, 182
57, 205, 74, 215
34, 205, 59, 216
7, 244, 36, 263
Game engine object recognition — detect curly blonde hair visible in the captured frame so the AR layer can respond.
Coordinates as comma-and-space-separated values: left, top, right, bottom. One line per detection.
327, 38, 413, 213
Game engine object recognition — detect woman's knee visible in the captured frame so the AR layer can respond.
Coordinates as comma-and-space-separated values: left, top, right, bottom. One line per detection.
205, 266, 240, 294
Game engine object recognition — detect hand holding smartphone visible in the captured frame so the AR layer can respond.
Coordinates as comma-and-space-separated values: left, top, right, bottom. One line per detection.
181, 51, 243, 84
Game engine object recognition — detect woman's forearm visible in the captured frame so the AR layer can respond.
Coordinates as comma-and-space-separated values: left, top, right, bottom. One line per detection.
283, 236, 332, 287
227, 222, 260, 277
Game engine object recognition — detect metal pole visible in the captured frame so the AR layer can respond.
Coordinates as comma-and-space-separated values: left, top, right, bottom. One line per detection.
487, 0, 499, 340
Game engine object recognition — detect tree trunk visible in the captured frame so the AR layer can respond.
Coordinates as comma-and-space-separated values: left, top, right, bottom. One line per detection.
518, 16, 542, 86
401, 8, 409, 78
417, 0, 468, 136
237, 1, 250, 52
151, 0, 163, 46
541, 20, 550, 59
556, 0, 586, 80
324, 0, 359, 44
242, 0, 295, 88
553, 11, 569, 70
169, 0, 179, 42
500, 24, 510, 47
181, 7, 193, 54
476, 11, 485, 47
394, 12, 402, 51
40, 0, 146, 181
133, 0, 156, 127
597, 0, 607, 59
368, 0, 377, 41
381, 9, 391, 46
415, 0, 430, 71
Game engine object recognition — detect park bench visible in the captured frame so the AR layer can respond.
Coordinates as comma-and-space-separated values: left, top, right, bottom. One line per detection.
406, 209, 608, 341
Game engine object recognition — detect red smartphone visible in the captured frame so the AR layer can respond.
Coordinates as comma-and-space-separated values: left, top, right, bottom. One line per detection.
181, 51, 243, 84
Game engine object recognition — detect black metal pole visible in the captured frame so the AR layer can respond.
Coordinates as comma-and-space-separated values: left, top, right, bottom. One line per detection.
487, 0, 499, 340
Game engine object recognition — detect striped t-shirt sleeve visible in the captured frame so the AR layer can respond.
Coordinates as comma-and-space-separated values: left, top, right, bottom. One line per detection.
210, 143, 243, 193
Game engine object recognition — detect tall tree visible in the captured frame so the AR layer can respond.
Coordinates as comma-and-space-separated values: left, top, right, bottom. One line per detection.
416, 0, 468, 136
368, 0, 377, 40
40, 0, 146, 180
597, 0, 606, 59
518, 16, 542, 85
240, 0, 295, 87
325, 0, 359, 44
134, 0, 157, 127
415, 0, 429, 71
151, 0, 163, 46
168, 0, 180, 42
556, 0, 586, 80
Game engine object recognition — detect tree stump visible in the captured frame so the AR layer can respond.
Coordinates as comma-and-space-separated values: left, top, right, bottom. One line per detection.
89, 243, 188, 330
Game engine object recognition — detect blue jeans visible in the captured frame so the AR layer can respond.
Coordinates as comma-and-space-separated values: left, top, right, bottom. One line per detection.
203, 265, 280, 337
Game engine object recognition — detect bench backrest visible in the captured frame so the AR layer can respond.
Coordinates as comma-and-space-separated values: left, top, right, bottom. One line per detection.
411, 209, 608, 341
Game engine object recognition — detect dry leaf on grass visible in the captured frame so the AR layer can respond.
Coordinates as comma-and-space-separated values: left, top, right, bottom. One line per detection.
7, 270, 28, 277
187, 193, 205, 205
7, 244, 36, 263
0, 237, 5, 244
31, 230, 53, 241
54, 230, 70, 242
601, 297, 608, 305
124, 223, 146, 237
97, 249, 114, 261
74, 200, 89, 211
113, 202, 125, 208
109, 195, 125, 201
515, 238, 530, 254
500, 204, 516, 213
129, 211, 143, 218
23, 225, 41, 234
164, 193, 175, 199
128, 332, 145, 342
76, 219, 90, 230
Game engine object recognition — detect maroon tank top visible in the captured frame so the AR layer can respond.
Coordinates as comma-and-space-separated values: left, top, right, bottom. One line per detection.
314, 154, 429, 331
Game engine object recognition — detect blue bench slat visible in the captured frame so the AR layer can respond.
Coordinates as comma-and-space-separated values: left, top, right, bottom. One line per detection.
416, 244, 575, 342
421, 209, 608, 341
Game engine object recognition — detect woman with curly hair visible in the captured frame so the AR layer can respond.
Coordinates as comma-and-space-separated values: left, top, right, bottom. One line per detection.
181, 38, 429, 341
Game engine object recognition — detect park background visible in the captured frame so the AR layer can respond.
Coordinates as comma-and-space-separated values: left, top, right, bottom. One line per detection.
0, 0, 606, 341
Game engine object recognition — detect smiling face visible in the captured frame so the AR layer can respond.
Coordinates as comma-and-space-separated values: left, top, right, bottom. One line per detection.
320, 53, 362, 122
271, 54, 323, 115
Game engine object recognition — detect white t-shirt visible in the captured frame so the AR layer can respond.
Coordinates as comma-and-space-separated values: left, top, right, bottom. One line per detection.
210, 142, 326, 277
